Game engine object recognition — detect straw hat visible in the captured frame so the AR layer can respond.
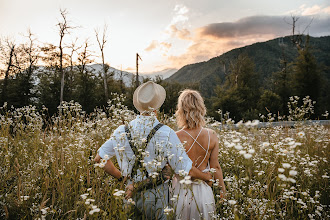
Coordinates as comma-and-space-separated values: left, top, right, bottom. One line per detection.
133, 81, 166, 112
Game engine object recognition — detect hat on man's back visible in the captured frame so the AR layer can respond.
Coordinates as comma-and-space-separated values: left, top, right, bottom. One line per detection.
133, 81, 166, 112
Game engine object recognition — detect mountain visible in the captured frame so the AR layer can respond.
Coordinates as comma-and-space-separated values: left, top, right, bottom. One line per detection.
167, 35, 330, 98
140, 68, 178, 80
87, 64, 143, 87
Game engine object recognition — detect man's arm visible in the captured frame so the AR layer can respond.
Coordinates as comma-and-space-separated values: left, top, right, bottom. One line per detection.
94, 153, 122, 179
189, 167, 212, 182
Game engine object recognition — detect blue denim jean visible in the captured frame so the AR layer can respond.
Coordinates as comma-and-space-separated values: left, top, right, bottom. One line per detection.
134, 182, 169, 220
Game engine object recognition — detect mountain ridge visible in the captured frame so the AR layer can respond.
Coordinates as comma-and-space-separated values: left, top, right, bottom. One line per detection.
167, 35, 330, 98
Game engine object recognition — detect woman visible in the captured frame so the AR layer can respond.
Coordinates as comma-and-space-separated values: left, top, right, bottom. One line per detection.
172, 89, 226, 220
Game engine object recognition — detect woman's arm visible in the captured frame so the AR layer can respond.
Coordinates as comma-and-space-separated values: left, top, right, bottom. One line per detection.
209, 132, 226, 197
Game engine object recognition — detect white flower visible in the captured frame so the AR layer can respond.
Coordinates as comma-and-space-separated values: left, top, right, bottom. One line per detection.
151, 172, 159, 178
20, 196, 29, 201
104, 154, 109, 160
113, 190, 126, 197
289, 170, 298, 176
210, 168, 216, 173
93, 208, 100, 213
98, 163, 105, 168
248, 149, 255, 154
41, 208, 48, 215
233, 138, 240, 143
235, 144, 243, 150
164, 206, 173, 215
287, 177, 296, 183
262, 142, 270, 147
251, 120, 260, 126
244, 153, 252, 159
239, 150, 246, 155
288, 141, 295, 146
80, 193, 89, 200
228, 200, 237, 205
278, 174, 287, 181
127, 198, 135, 205
278, 168, 285, 173
282, 163, 291, 168
297, 131, 305, 137
180, 176, 192, 185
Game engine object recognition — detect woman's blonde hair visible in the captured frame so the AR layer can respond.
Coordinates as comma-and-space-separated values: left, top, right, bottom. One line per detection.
175, 89, 206, 129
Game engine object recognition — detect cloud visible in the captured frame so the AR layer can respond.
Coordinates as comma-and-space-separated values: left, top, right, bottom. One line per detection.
198, 15, 317, 39
160, 42, 172, 49
323, 6, 330, 14
145, 40, 159, 51
166, 14, 330, 69
289, 4, 330, 16
301, 5, 322, 16
144, 40, 172, 52
170, 24, 191, 39
171, 4, 189, 24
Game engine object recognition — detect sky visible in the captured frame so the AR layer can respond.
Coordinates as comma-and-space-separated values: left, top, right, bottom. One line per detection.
0, 0, 329, 73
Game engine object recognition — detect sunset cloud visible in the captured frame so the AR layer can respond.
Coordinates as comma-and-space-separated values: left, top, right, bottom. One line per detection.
145, 40, 159, 52
170, 24, 191, 40
144, 40, 172, 52
166, 14, 330, 69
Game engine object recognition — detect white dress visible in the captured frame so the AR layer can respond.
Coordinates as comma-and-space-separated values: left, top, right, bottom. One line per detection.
171, 128, 216, 220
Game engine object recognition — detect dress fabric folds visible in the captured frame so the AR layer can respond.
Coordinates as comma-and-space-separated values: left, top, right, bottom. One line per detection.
171, 176, 216, 220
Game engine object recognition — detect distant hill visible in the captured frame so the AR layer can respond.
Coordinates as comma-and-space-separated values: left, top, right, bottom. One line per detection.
141, 68, 178, 80
167, 35, 330, 98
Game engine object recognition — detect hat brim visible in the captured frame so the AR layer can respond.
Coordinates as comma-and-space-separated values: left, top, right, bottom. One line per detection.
133, 82, 166, 112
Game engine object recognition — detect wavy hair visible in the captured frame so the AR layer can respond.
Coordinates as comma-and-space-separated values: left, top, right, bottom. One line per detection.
175, 89, 206, 129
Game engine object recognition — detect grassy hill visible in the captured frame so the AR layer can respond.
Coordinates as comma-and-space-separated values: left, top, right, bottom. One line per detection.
167, 35, 330, 98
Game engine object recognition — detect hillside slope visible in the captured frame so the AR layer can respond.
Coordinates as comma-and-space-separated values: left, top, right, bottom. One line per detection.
167, 36, 330, 97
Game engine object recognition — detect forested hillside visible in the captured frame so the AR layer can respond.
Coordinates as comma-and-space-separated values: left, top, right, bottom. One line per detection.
168, 36, 330, 94
167, 35, 330, 120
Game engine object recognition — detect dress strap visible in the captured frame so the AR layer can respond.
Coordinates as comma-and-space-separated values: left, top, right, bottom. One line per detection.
182, 128, 203, 153
196, 129, 210, 169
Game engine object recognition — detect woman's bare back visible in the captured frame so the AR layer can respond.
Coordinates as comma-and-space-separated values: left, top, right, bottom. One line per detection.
176, 127, 217, 171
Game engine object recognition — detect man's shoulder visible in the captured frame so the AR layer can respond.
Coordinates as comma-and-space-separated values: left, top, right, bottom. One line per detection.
113, 124, 126, 134
159, 124, 174, 133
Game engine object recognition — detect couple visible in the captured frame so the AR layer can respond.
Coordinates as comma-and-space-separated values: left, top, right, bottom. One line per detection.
94, 81, 226, 219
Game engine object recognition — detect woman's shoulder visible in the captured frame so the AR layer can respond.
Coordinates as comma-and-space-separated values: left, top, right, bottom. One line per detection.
204, 127, 217, 135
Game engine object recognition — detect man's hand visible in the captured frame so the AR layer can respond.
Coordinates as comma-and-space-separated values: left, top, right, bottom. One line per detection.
125, 184, 134, 199
94, 154, 101, 163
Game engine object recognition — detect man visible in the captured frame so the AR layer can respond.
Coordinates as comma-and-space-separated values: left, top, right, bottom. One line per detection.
94, 81, 211, 219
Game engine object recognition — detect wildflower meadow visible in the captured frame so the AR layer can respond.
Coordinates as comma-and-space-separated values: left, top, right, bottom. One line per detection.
0, 95, 329, 219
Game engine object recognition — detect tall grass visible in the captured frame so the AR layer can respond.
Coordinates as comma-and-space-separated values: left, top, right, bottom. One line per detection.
0, 95, 329, 219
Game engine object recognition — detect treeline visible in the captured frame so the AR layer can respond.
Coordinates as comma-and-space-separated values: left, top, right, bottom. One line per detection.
0, 9, 198, 117
208, 35, 329, 121
1, 9, 328, 121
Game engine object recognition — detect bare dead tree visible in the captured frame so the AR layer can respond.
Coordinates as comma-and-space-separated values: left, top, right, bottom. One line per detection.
21, 29, 39, 105
95, 24, 109, 102
136, 53, 142, 88
67, 38, 81, 99
57, 8, 75, 104
285, 15, 314, 50
0, 38, 16, 103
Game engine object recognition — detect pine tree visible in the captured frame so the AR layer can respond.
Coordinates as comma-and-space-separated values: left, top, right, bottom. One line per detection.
212, 54, 261, 120
292, 36, 320, 103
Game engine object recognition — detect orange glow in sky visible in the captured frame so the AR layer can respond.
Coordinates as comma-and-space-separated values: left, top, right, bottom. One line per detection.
0, 0, 329, 73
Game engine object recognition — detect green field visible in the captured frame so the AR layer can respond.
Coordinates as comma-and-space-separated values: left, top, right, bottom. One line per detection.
1, 96, 329, 219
